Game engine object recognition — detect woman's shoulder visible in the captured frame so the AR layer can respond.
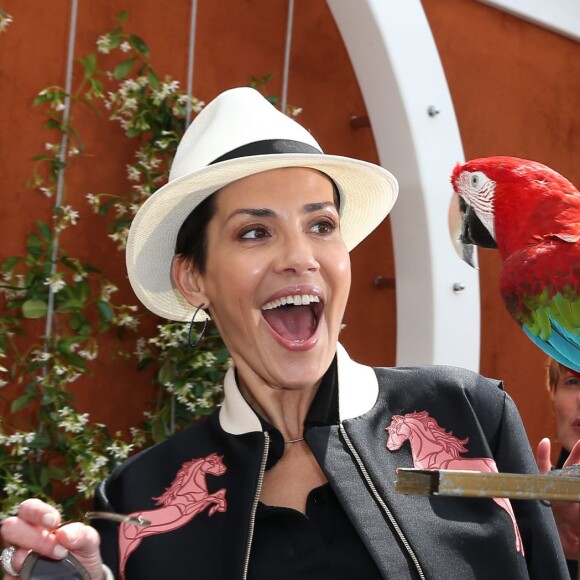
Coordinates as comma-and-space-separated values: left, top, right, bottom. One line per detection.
104, 409, 219, 485
373, 363, 503, 391
371, 364, 507, 415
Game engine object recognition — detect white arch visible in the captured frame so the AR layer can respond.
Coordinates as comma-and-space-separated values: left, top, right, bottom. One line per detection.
327, 0, 480, 371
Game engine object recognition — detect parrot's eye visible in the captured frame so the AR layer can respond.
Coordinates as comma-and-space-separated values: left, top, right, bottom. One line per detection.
470, 174, 481, 188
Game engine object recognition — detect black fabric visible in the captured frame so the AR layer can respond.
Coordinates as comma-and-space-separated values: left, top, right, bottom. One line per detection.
556, 448, 570, 469
94, 412, 267, 579
210, 139, 321, 165
248, 483, 382, 580
248, 358, 381, 579
94, 362, 569, 579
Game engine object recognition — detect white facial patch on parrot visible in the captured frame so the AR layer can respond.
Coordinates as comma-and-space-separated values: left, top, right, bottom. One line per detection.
456, 170, 496, 240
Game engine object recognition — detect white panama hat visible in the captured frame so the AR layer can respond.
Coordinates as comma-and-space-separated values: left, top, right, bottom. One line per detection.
126, 86, 399, 322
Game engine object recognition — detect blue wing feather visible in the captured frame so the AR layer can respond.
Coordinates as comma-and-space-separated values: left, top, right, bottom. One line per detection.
523, 318, 580, 372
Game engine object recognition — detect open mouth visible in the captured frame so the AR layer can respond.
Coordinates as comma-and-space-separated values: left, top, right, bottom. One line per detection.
261, 294, 323, 343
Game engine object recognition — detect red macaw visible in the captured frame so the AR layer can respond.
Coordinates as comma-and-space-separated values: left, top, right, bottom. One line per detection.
450, 156, 580, 372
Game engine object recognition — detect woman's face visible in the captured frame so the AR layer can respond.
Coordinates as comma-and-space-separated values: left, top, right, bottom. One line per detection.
552, 367, 580, 452
180, 167, 351, 391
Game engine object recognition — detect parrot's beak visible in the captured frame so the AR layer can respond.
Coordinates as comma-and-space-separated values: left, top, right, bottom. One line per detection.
448, 194, 496, 269
449, 193, 477, 268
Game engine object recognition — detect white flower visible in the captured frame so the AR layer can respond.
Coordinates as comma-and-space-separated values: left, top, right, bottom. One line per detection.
62, 205, 80, 225
101, 282, 118, 301
31, 350, 52, 362
40, 187, 53, 198
108, 229, 129, 249
0, 12, 14, 33
106, 441, 134, 460
126, 165, 141, 181
120, 40, 131, 53
96, 34, 112, 54
3, 473, 25, 496
57, 408, 90, 433
116, 313, 139, 330
79, 348, 98, 361
44, 274, 66, 293
73, 271, 88, 282
191, 98, 205, 113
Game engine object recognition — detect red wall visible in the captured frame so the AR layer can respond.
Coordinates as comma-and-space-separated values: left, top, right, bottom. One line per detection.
2, 0, 579, 457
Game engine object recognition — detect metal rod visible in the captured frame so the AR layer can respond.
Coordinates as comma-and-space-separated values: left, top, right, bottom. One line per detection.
280, 0, 295, 114
396, 468, 580, 503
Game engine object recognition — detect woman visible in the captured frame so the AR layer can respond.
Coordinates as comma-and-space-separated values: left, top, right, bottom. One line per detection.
537, 358, 580, 576
1, 87, 569, 579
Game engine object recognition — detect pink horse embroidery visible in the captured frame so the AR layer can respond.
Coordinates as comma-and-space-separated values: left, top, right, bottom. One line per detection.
118, 452, 227, 579
385, 411, 523, 554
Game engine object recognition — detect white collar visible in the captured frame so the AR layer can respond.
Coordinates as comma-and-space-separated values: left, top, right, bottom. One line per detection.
218, 343, 379, 435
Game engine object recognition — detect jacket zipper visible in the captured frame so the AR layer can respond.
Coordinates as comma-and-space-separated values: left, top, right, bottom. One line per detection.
339, 424, 426, 580
242, 430, 270, 580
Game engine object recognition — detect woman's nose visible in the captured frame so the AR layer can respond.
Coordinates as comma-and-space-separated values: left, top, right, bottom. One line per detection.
275, 232, 320, 275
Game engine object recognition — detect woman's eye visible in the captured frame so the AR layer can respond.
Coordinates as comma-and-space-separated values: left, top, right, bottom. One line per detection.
311, 220, 337, 235
240, 227, 268, 240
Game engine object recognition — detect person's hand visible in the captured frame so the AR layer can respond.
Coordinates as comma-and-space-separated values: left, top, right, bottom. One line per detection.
1, 498, 105, 579
536, 438, 580, 560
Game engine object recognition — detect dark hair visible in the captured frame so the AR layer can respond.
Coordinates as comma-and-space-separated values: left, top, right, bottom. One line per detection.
174, 192, 218, 275
174, 175, 341, 273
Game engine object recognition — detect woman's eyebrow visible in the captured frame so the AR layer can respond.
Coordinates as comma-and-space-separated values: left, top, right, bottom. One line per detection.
226, 202, 334, 222
303, 201, 335, 213
227, 208, 275, 221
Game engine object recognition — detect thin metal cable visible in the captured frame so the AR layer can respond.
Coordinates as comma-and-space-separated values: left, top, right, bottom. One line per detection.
281, 0, 295, 114
185, 0, 198, 127
169, 0, 199, 434
44, 0, 78, 346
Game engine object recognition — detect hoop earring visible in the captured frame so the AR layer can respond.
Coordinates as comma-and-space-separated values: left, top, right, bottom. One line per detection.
188, 304, 208, 348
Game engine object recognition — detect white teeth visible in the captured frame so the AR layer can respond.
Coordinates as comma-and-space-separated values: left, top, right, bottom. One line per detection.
262, 294, 320, 310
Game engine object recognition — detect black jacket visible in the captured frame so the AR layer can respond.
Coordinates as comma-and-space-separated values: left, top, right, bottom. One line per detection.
94, 345, 568, 579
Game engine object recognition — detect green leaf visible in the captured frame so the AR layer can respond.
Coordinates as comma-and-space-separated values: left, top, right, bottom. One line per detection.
69, 312, 86, 331
97, 300, 113, 322
113, 58, 135, 80
11, 393, 35, 413
147, 69, 160, 90
118, 11, 128, 25
40, 466, 67, 487
158, 360, 175, 386
37, 221, 53, 242
57, 336, 86, 357
29, 433, 50, 449
56, 299, 85, 313
26, 232, 44, 255
22, 299, 48, 319
65, 353, 88, 372
129, 34, 149, 56
79, 53, 97, 78
2, 256, 21, 273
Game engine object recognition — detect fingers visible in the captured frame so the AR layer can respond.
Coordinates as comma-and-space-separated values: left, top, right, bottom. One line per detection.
54, 522, 101, 557
536, 437, 552, 474
1, 500, 67, 577
1, 501, 105, 579
54, 523, 105, 577
16, 498, 62, 529
564, 439, 580, 467
1, 545, 28, 579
